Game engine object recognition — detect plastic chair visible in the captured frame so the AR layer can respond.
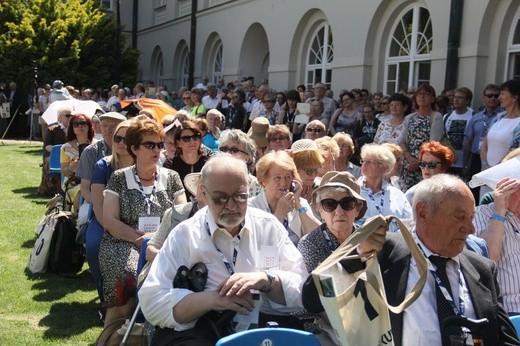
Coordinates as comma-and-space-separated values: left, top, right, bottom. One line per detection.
49, 144, 62, 176
216, 327, 320, 346
510, 315, 520, 336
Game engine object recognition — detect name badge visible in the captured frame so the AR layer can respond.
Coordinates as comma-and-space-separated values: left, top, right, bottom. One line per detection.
138, 216, 160, 232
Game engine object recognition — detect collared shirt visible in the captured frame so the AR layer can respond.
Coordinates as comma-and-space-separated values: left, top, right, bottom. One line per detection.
356, 177, 412, 232
76, 140, 111, 180
138, 206, 307, 330
202, 95, 219, 110
402, 234, 476, 346
248, 189, 311, 244
464, 107, 502, 154
306, 96, 336, 123
473, 203, 520, 313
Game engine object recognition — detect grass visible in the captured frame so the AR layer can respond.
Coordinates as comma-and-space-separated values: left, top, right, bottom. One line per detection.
0, 142, 102, 345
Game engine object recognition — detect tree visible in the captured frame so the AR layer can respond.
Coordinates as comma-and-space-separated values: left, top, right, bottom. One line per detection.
0, 0, 139, 92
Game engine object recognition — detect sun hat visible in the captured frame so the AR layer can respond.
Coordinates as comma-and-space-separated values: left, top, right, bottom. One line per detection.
184, 173, 201, 198
247, 117, 270, 148
290, 138, 318, 152
312, 171, 367, 220
99, 112, 127, 122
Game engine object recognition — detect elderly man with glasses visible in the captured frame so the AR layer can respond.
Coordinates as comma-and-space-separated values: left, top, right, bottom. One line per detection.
139, 154, 308, 345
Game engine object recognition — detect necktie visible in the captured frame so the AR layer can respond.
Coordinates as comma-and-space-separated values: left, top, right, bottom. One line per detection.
429, 255, 463, 346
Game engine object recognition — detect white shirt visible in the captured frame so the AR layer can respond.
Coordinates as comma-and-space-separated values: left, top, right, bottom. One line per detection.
202, 95, 219, 110
402, 234, 477, 346
356, 178, 413, 232
473, 203, 520, 313
486, 117, 520, 166
138, 206, 307, 330
444, 109, 472, 168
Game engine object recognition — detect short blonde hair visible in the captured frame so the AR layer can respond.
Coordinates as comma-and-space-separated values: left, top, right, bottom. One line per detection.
267, 124, 291, 142
315, 136, 340, 160
292, 149, 325, 172
256, 151, 301, 185
360, 143, 396, 176
333, 132, 355, 154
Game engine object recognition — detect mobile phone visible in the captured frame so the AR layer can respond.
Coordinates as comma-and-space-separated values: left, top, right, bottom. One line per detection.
289, 181, 297, 193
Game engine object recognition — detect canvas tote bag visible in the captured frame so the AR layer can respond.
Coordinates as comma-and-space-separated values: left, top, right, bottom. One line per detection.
311, 215, 427, 346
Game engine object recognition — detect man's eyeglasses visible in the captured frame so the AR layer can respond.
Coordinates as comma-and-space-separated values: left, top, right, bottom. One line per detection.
114, 135, 126, 144
139, 141, 165, 150
418, 161, 442, 169
320, 197, 358, 212
306, 128, 323, 133
180, 134, 202, 143
219, 146, 248, 155
204, 189, 249, 206
485, 93, 500, 99
72, 121, 88, 127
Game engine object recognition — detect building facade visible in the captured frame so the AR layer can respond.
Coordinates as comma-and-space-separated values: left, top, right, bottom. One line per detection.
116, 0, 520, 107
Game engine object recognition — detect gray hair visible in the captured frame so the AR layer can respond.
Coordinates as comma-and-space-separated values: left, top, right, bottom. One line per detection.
360, 143, 396, 176
201, 153, 248, 188
219, 129, 257, 170
412, 174, 468, 220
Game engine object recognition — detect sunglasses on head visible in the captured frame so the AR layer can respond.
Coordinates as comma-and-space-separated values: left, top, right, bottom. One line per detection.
180, 134, 202, 143
139, 141, 165, 150
114, 135, 126, 144
72, 121, 88, 127
219, 146, 248, 155
306, 128, 323, 133
418, 161, 442, 169
320, 197, 358, 212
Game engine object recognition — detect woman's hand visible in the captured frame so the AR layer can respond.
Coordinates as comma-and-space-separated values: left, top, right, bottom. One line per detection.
494, 177, 520, 215
133, 230, 147, 246
274, 191, 296, 219
358, 225, 388, 255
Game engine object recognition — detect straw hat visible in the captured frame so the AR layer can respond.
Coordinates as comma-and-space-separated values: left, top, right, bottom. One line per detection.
312, 171, 367, 220
290, 138, 318, 152
247, 117, 270, 148
184, 173, 201, 198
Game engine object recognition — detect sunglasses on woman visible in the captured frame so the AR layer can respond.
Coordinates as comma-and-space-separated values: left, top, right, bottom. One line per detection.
320, 197, 358, 212
180, 134, 202, 143
418, 161, 442, 169
72, 121, 88, 127
140, 141, 165, 150
219, 146, 248, 155
114, 135, 126, 144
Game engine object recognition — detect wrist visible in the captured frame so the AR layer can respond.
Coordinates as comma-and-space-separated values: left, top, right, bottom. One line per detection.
481, 161, 489, 166
259, 271, 275, 293
298, 206, 309, 214
490, 213, 506, 223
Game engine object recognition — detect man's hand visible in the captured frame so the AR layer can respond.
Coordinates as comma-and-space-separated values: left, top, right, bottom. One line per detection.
494, 177, 520, 214
218, 272, 268, 297
358, 225, 388, 255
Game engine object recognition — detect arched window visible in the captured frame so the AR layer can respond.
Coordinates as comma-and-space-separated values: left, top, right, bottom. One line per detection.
306, 23, 333, 90
153, 50, 164, 87
212, 40, 223, 84
180, 45, 190, 87
507, 11, 520, 79
385, 6, 432, 94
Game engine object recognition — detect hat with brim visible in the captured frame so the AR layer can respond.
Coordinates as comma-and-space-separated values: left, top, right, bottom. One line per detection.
184, 172, 201, 198
99, 111, 126, 122
312, 171, 367, 220
247, 117, 270, 148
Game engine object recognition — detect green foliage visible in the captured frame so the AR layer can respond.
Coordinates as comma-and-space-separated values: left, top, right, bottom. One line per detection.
0, 0, 139, 91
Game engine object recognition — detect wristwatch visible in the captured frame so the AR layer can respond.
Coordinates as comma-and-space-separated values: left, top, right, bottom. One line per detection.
260, 271, 275, 293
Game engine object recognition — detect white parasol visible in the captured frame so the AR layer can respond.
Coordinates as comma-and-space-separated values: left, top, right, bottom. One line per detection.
42, 99, 104, 125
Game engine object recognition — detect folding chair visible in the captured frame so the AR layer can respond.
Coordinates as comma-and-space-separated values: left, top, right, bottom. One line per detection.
49, 144, 62, 176
510, 315, 520, 337
216, 326, 320, 346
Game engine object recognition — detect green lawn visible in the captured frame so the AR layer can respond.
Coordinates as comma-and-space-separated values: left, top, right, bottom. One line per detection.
0, 142, 102, 345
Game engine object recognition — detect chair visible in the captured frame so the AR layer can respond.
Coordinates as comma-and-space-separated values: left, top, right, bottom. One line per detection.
216, 327, 320, 346
49, 144, 62, 176
510, 315, 520, 336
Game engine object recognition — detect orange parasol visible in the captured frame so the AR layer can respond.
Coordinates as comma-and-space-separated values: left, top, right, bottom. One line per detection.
120, 98, 177, 123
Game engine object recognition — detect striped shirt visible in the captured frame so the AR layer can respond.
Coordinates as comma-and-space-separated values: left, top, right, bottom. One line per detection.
473, 203, 520, 313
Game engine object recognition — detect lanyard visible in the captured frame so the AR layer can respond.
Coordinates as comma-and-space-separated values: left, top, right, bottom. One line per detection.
368, 187, 385, 214
321, 224, 337, 253
205, 222, 240, 275
133, 166, 158, 215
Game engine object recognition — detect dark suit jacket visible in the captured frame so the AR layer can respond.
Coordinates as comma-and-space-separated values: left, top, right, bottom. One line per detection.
303, 232, 520, 346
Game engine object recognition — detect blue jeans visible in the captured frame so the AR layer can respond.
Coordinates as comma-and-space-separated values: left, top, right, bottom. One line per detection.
85, 217, 105, 303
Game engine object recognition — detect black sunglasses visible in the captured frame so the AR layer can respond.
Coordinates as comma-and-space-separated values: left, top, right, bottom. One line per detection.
180, 134, 202, 143
418, 161, 442, 169
140, 141, 165, 150
65, 113, 73, 118
114, 135, 126, 144
220, 146, 248, 155
485, 93, 499, 99
320, 197, 358, 212
72, 121, 88, 127
306, 128, 323, 133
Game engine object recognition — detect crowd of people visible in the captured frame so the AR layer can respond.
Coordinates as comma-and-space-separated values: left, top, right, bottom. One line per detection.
30, 76, 520, 345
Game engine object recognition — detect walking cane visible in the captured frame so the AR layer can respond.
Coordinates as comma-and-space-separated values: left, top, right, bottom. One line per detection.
442, 316, 489, 346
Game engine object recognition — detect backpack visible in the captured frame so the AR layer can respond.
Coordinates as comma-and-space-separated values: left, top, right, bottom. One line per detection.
47, 211, 85, 274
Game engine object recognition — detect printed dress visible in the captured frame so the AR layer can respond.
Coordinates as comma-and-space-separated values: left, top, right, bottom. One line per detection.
99, 166, 184, 307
